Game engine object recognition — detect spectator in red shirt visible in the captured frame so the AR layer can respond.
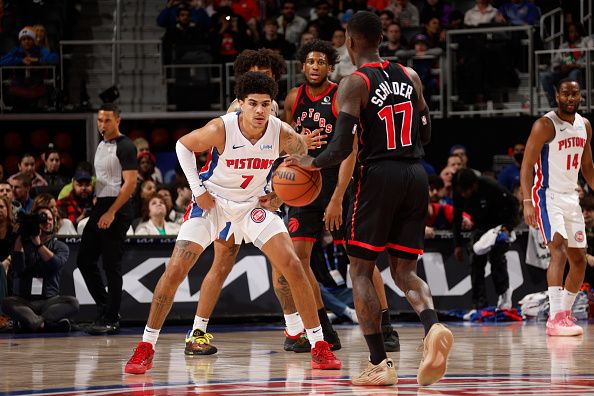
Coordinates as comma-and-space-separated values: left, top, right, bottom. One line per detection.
56, 170, 94, 228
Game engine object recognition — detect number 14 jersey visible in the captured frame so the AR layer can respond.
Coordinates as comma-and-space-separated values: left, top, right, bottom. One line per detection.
353, 60, 424, 163
535, 111, 587, 194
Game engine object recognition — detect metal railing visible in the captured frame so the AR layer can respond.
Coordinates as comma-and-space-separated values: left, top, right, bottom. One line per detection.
0, 65, 57, 112
446, 25, 534, 117
540, 7, 564, 50
534, 47, 593, 114
582, 0, 592, 38
59, 39, 162, 90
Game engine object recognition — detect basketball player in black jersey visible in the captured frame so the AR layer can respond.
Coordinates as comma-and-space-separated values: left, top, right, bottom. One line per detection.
286, 11, 453, 386
282, 39, 401, 353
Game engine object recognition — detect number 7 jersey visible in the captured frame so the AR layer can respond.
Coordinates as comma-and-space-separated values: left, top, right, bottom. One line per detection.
534, 111, 587, 194
353, 60, 424, 163
199, 112, 281, 202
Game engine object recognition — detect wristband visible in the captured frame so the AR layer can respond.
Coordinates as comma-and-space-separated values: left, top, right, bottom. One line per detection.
523, 199, 532, 202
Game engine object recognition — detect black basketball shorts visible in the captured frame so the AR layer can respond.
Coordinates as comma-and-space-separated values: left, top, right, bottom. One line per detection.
287, 168, 348, 243
345, 160, 428, 261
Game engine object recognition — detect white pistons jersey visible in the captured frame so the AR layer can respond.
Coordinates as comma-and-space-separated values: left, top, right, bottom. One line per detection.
199, 112, 281, 202
533, 111, 587, 194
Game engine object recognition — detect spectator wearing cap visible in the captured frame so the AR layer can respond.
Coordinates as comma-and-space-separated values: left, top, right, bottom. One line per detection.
0, 27, 58, 66
57, 170, 94, 228
133, 138, 163, 183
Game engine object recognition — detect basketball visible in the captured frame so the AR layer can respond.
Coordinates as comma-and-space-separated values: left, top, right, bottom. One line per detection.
272, 163, 322, 207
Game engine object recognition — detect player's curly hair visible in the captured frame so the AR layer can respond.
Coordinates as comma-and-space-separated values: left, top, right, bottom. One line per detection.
235, 72, 278, 101
233, 49, 286, 82
347, 10, 382, 46
297, 39, 338, 67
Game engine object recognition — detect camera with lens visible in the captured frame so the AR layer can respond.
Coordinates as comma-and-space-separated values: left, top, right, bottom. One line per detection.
16, 211, 49, 238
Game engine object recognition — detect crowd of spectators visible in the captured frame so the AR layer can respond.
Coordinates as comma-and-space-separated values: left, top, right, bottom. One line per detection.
156, 0, 593, 110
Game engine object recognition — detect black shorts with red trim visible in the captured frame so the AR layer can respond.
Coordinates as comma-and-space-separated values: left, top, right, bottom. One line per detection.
287, 168, 348, 243
345, 160, 428, 261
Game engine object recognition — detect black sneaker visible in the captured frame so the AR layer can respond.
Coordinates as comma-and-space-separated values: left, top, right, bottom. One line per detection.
283, 330, 304, 351
292, 329, 341, 353
86, 320, 120, 335
45, 318, 71, 333
382, 324, 400, 352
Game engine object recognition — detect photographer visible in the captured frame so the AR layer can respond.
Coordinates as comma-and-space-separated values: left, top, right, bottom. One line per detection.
1, 206, 79, 332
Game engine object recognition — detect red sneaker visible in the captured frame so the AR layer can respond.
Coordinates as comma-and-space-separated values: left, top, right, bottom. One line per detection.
125, 342, 155, 374
311, 340, 341, 370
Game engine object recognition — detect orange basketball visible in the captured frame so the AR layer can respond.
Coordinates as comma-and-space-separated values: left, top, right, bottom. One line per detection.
272, 163, 322, 207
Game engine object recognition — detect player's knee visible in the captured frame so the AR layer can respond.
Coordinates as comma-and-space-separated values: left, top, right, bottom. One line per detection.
163, 263, 190, 285
549, 240, 567, 257
283, 257, 304, 278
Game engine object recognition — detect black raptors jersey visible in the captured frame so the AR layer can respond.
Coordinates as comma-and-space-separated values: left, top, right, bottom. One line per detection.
353, 60, 424, 163
292, 82, 339, 165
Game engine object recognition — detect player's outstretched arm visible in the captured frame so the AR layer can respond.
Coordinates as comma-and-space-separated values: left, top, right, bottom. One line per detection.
279, 121, 308, 155
580, 118, 594, 189
520, 117, 555, 228
176, 118, 226, 209
406, 66, 431, 145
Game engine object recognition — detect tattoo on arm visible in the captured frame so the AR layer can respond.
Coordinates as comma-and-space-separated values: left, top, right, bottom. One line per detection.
283, 128, 307, 155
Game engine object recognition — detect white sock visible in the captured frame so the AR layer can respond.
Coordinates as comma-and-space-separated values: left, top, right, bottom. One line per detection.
561, 289, 577, 312
306, 325, 324, 348
193, 315, 209, 333
142, 326, 160, 347
284, 312, 304, 337
548, 286, 563, 316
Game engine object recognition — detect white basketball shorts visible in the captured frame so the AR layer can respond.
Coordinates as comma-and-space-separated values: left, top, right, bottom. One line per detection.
177, 194, 287, 250
533, 189, 586, 248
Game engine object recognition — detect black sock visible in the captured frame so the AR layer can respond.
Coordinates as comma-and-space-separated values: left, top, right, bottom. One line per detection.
318, 308, 333, 333
381, 309, 390, 326
419, 309, 439, 337
364, 333, 387, 365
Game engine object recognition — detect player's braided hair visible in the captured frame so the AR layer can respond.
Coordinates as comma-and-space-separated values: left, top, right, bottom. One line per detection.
347, 10, 382, 46
235, 72, 278, 101
297, 39, 339, 67
234, 48, 287, 82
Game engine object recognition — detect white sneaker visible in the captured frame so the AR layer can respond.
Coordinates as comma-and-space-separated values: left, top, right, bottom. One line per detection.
497, 287, 512, 309
344, 307, 359, 324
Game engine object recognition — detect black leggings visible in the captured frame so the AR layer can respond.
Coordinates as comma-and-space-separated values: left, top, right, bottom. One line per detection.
1, 295, 79, 331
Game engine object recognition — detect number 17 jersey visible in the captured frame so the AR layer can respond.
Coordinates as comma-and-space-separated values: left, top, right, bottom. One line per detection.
353, 60, 424, 163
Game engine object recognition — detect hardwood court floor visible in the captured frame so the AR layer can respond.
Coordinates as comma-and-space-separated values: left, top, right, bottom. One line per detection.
1, 322, 594, 395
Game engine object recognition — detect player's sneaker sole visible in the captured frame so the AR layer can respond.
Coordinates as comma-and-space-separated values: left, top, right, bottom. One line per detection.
417, 324, 453, 386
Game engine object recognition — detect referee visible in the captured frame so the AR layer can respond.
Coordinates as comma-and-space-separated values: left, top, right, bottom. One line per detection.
78, 103, 138, 335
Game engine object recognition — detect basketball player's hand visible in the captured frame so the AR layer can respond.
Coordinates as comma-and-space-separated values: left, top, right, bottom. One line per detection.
259, 192, 282, 212
196, 191, 215, 211
283, 155, 319, 170
454, 246, 464, 262
425, 226, 435, 238
324, 198, 342, 231
587, 254, 594, 267
302, 128, 327, 150
523, 201, 537, 228
98, 211, 115, 229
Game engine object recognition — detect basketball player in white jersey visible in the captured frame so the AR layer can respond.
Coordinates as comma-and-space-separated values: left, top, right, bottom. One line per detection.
184, 49, 327, 356
521, 78, 594, 336
125, 72, 341, 374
